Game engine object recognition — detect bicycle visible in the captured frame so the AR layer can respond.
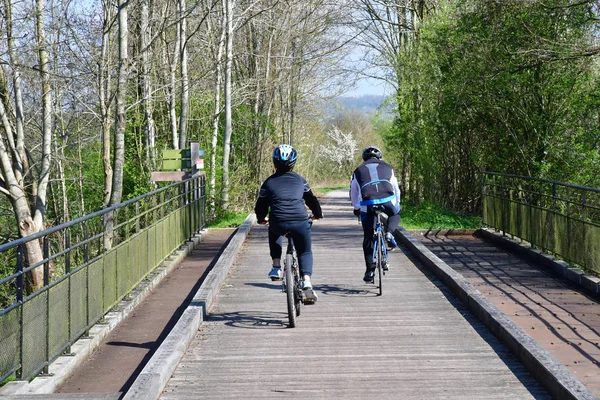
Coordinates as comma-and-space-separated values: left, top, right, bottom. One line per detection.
281, 233, 302, 327
281, 221, 317, 327
264, 218, 314, 328
366, 205, 389, 296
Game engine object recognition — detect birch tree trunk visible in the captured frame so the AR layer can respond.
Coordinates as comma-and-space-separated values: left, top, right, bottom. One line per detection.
0, 72, 44, 291
169, 18, 181, 148
141, 0, 157, 168
105, 0, 128, 249
179, 0, 189, 149
101, 0, 114, 208
221, 0, 233, 209
210, 0, 226, 213
3, 0, 27, 186
111, 0, 128, 207
34, 0, 52, 230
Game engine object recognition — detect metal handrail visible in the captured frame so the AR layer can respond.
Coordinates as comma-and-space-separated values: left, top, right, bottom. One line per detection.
482, 172, 600, 275
0, 174, 206, 382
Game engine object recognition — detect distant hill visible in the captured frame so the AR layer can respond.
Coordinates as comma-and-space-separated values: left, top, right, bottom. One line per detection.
324, 95, 392, 117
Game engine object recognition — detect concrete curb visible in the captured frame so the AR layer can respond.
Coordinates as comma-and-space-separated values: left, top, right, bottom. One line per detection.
398, 227, 597, 400
474, 228, 599, 298
122, 213, 256, 400
1, 230, 208, 397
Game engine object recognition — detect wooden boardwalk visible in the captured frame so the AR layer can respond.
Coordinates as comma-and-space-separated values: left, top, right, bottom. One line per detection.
159, 190, 549, 399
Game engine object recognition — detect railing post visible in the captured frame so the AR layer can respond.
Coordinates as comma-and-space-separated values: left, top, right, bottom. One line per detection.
65, 231, 72, 355
84, 224, 90, 335
135, 202, 140, 234
16, 245, 24, 379
43, 238, 50, 375
188, 179, 192, 238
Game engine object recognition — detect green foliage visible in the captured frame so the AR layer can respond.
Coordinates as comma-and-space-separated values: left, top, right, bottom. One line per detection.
208, 210, 248, 228
385, 0, 600, 213
1, 375, 15, 387
401, 200, 482, 230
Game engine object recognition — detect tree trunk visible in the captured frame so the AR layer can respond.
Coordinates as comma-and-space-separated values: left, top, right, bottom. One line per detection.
0, 96, 44, 290
210, 1, 226, 214
3, 0, 27, 186
222, 0, 233, 209
106, 0, 128, 249
34, 0, 52, 230
101, 1, 114, 208
169, 17, 181, 149
179, 0, 189, 149
141, 0, 157, 169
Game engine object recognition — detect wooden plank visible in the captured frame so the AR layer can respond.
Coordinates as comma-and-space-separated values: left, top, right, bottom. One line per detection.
159, 190, 550, 400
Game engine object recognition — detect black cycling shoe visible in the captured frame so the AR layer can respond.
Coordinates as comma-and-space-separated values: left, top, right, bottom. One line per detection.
363, 269, 375, 283
382, 262, 389, 271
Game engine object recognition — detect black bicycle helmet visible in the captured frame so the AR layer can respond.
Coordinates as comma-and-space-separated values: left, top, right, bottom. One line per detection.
272, 144, 298, 167
362, 145, 382, 161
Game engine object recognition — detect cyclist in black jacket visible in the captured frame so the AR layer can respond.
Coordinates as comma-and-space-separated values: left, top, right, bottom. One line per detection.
254, 144, 323, 302
350, 146, 401, 282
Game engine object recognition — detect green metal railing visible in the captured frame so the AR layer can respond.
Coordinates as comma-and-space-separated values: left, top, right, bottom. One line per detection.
482, 172, 600, 275
0, 175, 206, 382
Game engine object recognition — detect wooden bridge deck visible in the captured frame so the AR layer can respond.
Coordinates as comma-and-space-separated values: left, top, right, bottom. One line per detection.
159, 191, 549, 399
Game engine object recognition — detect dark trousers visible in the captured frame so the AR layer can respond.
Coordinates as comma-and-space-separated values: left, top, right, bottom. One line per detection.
360, 202, 400, 269
268, 219, 313, 276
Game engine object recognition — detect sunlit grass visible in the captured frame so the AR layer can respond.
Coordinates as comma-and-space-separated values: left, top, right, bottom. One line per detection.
313, 184, 348, 195
1, 375, 15, 387
206, 190, 481, 231
313, 186, 481, 230
208, 211, 248, 228
401, 200, 481, 230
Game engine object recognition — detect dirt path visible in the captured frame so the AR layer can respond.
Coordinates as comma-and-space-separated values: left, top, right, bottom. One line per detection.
56, 228, 235, 395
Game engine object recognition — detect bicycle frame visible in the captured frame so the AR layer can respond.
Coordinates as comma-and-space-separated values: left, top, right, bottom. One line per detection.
370, 206, 388, 295
372, 209, 389, 271
283, 235, 302, 327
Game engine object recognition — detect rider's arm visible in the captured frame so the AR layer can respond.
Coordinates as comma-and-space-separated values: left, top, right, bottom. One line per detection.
390, 171, 401, 211
350, 175, 361, 210
303, 189, 323, 219
254, 186, 269, 223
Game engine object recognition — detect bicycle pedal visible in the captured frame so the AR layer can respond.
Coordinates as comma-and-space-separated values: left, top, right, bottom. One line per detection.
303, 298, 316, 305
270, 277, 283, 281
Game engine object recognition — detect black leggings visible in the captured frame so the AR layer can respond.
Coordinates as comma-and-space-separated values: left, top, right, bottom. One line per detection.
360, 202, 400, 269
268, 219, 313, 276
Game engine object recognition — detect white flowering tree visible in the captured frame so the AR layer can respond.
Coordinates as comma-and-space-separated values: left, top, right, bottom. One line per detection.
320, 126, 358, 173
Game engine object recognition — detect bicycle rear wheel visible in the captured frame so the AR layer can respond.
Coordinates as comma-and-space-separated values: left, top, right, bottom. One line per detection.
285, 254, 298, 327
376, 233, 383, 296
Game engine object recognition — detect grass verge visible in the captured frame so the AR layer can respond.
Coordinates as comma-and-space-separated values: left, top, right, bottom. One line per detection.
207, 188, 481, 231
314, 186, 481, 230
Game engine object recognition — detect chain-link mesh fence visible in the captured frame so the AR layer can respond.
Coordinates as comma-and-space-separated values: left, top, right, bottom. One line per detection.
0, 175, 206, 382
483, 172, 600, 275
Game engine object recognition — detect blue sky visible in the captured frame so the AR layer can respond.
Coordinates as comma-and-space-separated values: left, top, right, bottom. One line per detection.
345, 76, 390, 97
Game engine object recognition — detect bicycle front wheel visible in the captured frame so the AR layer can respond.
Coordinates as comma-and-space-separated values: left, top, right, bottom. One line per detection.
285, 254, 298, 327
376, 233, 383, 296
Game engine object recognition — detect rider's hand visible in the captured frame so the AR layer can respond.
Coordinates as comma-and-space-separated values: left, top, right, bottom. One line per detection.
258, 217, 269, 225
353, 208, 360, 217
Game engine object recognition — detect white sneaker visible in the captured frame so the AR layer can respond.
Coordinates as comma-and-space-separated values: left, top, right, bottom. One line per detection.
385, 232, 397, 248
302, 280, 318, 303
268, 267, 282, 281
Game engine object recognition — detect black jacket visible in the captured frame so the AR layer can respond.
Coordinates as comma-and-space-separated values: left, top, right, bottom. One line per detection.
254, 171, 322, 224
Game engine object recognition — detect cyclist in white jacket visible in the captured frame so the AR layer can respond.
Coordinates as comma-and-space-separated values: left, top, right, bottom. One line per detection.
350, 146, 401, 282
